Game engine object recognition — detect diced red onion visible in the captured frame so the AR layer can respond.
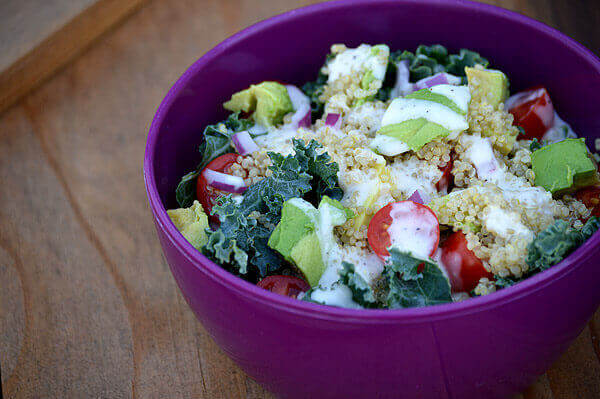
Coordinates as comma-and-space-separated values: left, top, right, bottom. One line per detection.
202, 169, 247, 194
286, 85, 311, 128
408, 190, 424, 204
413, 72, 461, 91
325, 113, 341, 130
298, 109, 311, 128
231, 130, 259, 156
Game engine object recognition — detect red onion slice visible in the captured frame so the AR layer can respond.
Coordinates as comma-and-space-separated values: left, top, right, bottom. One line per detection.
231, 130, 259, 155
325, 113, 341, 130
413, 73, 461, 91
286, 85, 311, 128
202, 169, 247, 194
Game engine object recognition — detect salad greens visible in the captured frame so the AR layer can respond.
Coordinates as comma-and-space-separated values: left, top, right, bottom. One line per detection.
203, 139, 342, 279
384, 249, 452, 308
175, 113, 253, 207
493, 217, 600, 288
393, 44, 489, 82
338, 262, 379, 308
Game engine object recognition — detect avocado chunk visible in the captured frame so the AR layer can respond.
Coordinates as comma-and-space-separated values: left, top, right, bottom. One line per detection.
378, 118, 450, 151
167, 200, 210, 250
465, 67, 509, 108
268, 197, 352, 286
531, 138, 600, 195
267, 198, 317, 261
224, 81, 293, 126
290, 232, 325, 286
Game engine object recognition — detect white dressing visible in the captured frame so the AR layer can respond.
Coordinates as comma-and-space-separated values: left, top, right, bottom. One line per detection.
381, 98, 469, 134
387, 201, 438, 259
429, 84, 471, 114
309, 284, 363, 309
327, 44, 388, 83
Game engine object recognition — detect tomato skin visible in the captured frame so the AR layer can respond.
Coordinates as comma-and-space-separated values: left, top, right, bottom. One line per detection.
507, 86, 554, 140
436, 154, 454, 193
257, 275, 310, 298
574, 186, 600, 217
367, 201, 440, 261
196, 153, 240, 222
440, 231, 492, 293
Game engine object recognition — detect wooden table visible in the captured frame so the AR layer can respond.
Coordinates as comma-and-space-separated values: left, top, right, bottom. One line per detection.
1, 0, 599, 397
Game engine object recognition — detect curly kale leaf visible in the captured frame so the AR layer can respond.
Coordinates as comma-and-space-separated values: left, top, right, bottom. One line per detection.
338, 262, 378, 308
445, 49, 489, 76
392, 44, 488, 83
384, 249, 452, 308
291, 139, 343, 205
174, 113, 253, 207
526, 217, 600, 273
204, 140, 342, 278
302, 72, 328, 122
175, 170, 201, 209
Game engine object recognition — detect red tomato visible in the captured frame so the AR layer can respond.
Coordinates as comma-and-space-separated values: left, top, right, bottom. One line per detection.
257, 275, 310, 298
436, 154, 454, 193
440, 231, 492, 293
507, 86, 555, 140
367, 201, 440, 261
574, 186, 600, 217
196, 153, 241, 222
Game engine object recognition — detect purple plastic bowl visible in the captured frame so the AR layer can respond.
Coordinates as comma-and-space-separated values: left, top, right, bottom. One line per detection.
144, 1, 600, 397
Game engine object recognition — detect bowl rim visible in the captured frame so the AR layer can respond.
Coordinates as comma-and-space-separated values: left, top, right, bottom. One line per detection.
144, 0, 600, 323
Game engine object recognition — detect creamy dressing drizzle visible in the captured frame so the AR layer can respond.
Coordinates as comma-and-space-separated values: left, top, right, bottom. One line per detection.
387, 201, 437, 259
381, 98, 469, 133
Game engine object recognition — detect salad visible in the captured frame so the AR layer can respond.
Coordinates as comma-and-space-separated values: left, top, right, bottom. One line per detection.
167, 43, 600, 309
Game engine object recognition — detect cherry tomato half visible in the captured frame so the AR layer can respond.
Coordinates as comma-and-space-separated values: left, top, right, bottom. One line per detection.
440, 231, 492, 293
257, 275, 310, 298
574, 186, 600, 218
367, 201, 440, 261
436, 154, 454, 193
507, 86, 554, 140
196, 153, 241, 222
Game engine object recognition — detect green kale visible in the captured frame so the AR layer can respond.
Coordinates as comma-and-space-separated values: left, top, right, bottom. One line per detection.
204, 140, 342, 278
492, 217, 600, 290
174, 113, 252, 207
384, 249, 452, 308
529, 138, 542, 152
391, 44, 488, 83
527, 217, 600, 273
338, 262, 378, 308
291, 139, 343, 204
175, 170, 201, 209
301, 71, 328, 122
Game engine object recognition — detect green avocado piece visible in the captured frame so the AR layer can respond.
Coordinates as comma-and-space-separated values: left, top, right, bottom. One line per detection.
531, 138, 600, 195
290, 232, 326, 286
465, 67, 509, 108
223, 81, 293, 126
378, 118, 450, 151
167, 200, 210, 250
406, 89, 464, 115
267, 198, 317, 261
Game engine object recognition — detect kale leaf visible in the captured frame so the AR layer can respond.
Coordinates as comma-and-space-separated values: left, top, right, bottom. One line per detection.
384, 249, 452, 308
338, 262, 378, 308
391, 44, 488, 83
301, 71, 328, 122
529, 138, 542, 152
492, 217, 600, 290
291, 139, 343, 205
174, 113, 252, 207
204, 140, 342, 278
526, 217, 600, 273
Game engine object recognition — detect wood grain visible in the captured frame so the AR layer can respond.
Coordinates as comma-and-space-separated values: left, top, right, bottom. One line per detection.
0, 0, 148, 115
0, 0, 599, 398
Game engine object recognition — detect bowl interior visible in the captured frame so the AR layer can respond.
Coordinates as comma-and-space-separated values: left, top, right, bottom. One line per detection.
146, 0, 600, 310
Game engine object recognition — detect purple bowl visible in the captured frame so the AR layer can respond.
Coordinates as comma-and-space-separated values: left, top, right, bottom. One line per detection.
144, 1, 600, 397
